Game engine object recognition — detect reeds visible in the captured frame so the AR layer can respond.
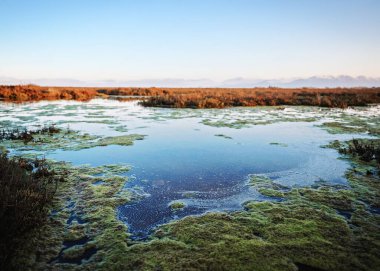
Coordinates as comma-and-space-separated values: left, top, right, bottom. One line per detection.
1, 85, 379, 108
0, 125, 61, 144
340, 139, 380, 164
139, 87, 380, 108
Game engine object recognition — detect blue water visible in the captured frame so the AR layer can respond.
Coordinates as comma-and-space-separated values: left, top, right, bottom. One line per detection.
2, 99, 367, 239
49, 117, 351, 239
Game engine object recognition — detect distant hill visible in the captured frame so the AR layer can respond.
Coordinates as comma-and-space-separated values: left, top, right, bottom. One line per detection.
220, 76, 380, 88
1, 75, 380, 88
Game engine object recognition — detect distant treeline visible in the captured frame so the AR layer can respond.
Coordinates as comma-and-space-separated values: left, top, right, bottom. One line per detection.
1, 85, 379, 108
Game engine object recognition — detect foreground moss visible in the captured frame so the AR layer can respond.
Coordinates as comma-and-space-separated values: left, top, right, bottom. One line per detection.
169, 201, 186, 210
119, 140, 380, 271
2, 106, 379, 270
10, 161, 133, 270
7, 138, 379, 270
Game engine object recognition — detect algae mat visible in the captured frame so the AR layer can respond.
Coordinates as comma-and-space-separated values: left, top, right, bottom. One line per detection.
0, 99, 379, 270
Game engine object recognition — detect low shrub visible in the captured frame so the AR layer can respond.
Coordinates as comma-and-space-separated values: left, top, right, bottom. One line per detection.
0, 154, 60, 269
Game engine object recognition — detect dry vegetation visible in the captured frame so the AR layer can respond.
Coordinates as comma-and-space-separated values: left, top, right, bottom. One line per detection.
140, 87, 380, 108
0, 85, 100, 101
1, 85, 380, 108
0, 153, 62, 270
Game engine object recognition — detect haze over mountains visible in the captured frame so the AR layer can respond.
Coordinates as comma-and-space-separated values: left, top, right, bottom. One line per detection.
1, 75, 380, 88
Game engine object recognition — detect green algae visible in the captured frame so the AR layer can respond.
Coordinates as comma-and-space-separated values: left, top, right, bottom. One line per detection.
85, 115, 111, 119
169, 202, 186, 210
112, 125, 129, 133
10, 160, 132, 270
214, 134, 233, 139
61, 242, 96, 261
202, 118, 257, 129
0, 145, 7, 154
64, 222, 87, 242
198, 105, 379, 132
1, 128, 97, 151
182, 192, 196, 198
201, 116, 318, 129
7, 137, 380, 270
123, 205, 354, 271
317, 114, 380, 136
121, 184, 377, 271
269, 142, 288, 147
16, 115, 39, 122
117, 140, 380, 271
0, 127, 145, 152
56, 119, 119, 126
318, 121, 372, 135
94, 134, 145, 147
2, 103, 380, 270
249, 175, 288, 198
297, 186, 355, 211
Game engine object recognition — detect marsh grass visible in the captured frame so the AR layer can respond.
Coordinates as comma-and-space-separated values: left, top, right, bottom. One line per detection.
339, 139, 380, 164
0, 125, 61, 144
1, 85, 379, 108
139, 87, 380, 108
0, 154, 61, 269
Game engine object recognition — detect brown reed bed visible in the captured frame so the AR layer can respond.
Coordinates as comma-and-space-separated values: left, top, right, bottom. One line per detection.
1, 85, 379, 108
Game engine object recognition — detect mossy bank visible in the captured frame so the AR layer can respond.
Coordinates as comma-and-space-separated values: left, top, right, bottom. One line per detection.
5, 139, 378, 271
1, 105, 379, 271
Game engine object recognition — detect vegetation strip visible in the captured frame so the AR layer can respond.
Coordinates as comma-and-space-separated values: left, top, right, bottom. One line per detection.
1, 85, 380, 108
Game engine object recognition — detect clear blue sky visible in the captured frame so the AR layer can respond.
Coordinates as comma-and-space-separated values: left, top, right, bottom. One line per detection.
0, 0, 379, 81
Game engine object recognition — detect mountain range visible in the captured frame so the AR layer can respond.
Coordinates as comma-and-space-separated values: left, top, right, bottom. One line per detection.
1, 75, 380, 88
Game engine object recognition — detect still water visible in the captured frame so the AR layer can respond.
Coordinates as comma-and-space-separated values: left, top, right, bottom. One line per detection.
0, 99, 372, 239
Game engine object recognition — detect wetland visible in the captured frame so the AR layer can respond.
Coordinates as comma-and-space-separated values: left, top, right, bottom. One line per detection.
0, 99, 379, 270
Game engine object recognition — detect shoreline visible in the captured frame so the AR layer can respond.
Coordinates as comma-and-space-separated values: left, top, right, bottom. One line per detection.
1, 85, 380, 108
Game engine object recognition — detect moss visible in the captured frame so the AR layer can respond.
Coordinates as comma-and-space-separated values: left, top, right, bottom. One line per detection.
7, 159, 132, 270
0, 145, 7, 154
61, 242, 96, 261
0, 127, 145, 152
123, 201, 356, 271
3, 105, 380, 270
322, 139, 342, 149
257, 188, 285, 198
297, 187, 355, 211
202, 118, 264, 129
182, 192, 196, 198
214, 134, 233, 139
318, 120, 380, 136
169, 201, 186, 210
95, 134, 145, 147
64, 222, 87, 242
249, 175, 288, 198
56, 119, 119, 126
269, 142, 288, 147
112, 125, 129, 133
117, 143, 380, 271
201, 109, 318, 129
78, 164, 131, 177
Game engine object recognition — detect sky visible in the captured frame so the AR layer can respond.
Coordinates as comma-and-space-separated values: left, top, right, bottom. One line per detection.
0, 0, 379, 82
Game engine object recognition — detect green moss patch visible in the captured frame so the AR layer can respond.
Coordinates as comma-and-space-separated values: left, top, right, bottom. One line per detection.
120, 140, 380, 271
214, 134, 233, 139
0, 127, 145, 152
270, 142, 288, 147
169, 201, 186, 210
249, 175, 288, 198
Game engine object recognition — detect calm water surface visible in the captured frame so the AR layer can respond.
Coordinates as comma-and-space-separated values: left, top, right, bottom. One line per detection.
1, 99, 372, 239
